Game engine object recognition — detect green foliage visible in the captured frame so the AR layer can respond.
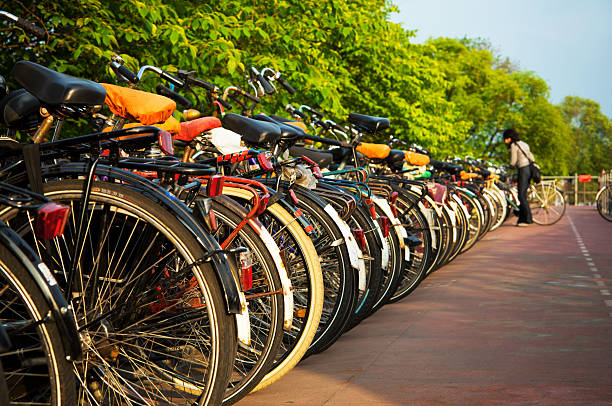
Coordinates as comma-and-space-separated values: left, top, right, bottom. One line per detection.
0, 0, 609, 174
560, 96, 612, 174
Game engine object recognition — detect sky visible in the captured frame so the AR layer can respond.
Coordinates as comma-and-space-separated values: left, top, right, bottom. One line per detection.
389, 0, 612, 118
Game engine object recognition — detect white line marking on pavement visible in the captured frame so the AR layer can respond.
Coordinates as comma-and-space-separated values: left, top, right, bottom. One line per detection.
594, 274, 602, 279
596, 281, 605, 287
605, 300, 612, 307
601, 290, 611, 296
590, 267, 599, 272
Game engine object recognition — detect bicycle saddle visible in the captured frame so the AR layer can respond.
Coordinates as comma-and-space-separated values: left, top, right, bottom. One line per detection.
12, 60, 106, 106
289, 146, 333, 169
356, 142, 390, 159
385, 149, 405, 171
347, 113, 390, 134
0, 89, 41, 129
222, 113, 281, 147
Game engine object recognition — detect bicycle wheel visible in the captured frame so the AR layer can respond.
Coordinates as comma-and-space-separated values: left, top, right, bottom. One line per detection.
457, 188, 483, 254
0, 236, 76, 405
596, 185, 612, 222
208, 198, 285, 405
1, 180, 236, 406
529, 183, 566, 225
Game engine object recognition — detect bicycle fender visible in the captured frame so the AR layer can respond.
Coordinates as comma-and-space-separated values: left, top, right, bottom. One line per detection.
34, 163, 243, 315
595, 186, 607, 202
323, 203, 366, 290
0, 225, 82, 361
373, 197, 410, 264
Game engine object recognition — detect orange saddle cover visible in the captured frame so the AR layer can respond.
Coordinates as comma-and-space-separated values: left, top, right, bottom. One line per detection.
100, 83, 176, 125
175, 117, 222, 142
356, 142, 390, 159
404, 151, 430, 166
460, 171, 478, 180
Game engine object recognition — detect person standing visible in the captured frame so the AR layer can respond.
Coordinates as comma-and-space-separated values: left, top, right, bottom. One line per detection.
504, 128, 534, 226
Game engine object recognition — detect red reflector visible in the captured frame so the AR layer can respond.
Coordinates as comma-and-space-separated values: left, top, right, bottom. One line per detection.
304, 224, 315, 234
365, 198, 376, 219
256, 194, 269, 215
389, 191, 398, 204
257, 152, 274, 171
35, 203, 70, 239
206, 175, 225, 197
289, 189, 299, 205
352, 229, 366, 250
239, 251, 253, 291
578, 175, 591, 182
378, 216, 390, 238
158, 130, 174, 155
311, 166, 322, 178
208, 210, 218, 232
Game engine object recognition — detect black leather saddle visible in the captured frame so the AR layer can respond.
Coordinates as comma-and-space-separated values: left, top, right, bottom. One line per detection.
222, 113, 281, 147
347, 113, 390, 134
11, 60, 106, 107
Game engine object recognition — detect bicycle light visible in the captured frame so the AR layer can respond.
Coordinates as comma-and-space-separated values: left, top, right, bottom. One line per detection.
257, 152, 274, 171
35, 203, 70, 239
206, 175, 225, 197
157, 130, 174, 155
239, 250, 254, 291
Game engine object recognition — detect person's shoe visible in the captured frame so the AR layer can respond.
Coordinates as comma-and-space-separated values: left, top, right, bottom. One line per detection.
516, 222, 529, 227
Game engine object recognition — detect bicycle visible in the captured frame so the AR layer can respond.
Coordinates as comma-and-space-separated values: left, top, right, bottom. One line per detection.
595, 181, 612, 222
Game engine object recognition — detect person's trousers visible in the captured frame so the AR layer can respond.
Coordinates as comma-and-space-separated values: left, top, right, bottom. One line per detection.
517, 165, 532, 224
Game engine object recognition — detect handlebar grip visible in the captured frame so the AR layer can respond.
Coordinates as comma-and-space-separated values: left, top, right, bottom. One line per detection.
160, 70, 185, 87
257, 74, 276, 94
114, 64, 139, 84
277, 75, 296, 95
190, 76, 217, 93
156, 84, 193, 109
16, 17, 46, 38
216, 97, 232, 110
241, 89, 260, 103
303, 105, 323, 118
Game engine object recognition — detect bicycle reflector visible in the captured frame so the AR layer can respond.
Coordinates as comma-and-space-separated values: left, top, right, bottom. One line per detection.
157, 130, 174, 155
364, 198, 377, 219
378, 216, 390, 238
35, 203, 70, 239
239, 250, 254, 291
256, 194, 270, 216
288, 189, 299, 205
206, 175, 225, 197
257, 152, 274, 171
351, 229, 366, 251
389, 191, 399, 218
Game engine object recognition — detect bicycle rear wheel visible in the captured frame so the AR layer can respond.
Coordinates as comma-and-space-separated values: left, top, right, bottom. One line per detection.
529, 183, 566, 225
1, 180, 236, 406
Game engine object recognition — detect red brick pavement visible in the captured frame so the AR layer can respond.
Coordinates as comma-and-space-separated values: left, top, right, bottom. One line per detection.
237, 206, 612, 405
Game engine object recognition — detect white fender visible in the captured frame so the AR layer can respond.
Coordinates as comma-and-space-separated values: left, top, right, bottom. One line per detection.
255, 221, 295, 331
373, 197, 410, 263
323, 204, 366, 291
235, 291, 251, 345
